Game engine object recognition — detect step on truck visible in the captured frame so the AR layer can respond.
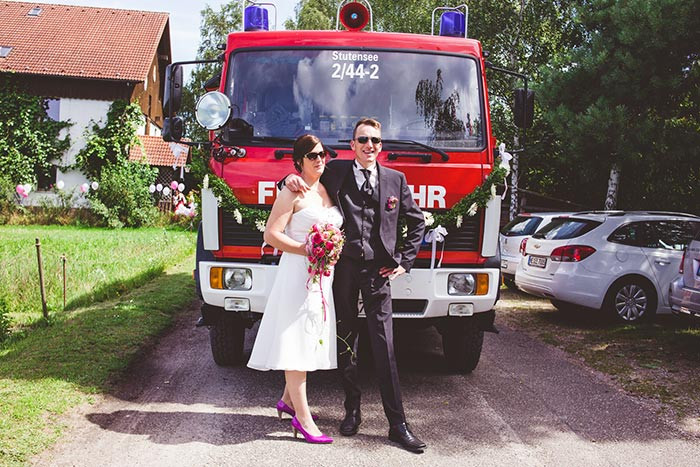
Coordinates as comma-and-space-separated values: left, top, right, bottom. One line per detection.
162, 1, 533, 373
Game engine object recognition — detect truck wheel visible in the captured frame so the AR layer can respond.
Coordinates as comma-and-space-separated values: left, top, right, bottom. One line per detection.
209, 318, 245, 366
442, 322, 484, 374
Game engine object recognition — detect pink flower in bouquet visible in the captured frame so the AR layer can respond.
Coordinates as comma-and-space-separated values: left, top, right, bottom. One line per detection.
386, 195, 398, 211
305, 223, 345, 285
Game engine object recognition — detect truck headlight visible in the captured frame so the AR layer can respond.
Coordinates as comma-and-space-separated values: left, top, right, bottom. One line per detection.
448, 273, 475, 295
448, 273, 489, 295
195, 91, 231, 130
210, 267, 252, 290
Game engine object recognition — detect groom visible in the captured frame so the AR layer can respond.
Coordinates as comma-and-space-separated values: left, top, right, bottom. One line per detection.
285, 118, 426, 452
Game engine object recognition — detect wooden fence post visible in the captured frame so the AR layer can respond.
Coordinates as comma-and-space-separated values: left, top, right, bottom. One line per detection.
35, 238, 48, 320
61, 254, 67, 310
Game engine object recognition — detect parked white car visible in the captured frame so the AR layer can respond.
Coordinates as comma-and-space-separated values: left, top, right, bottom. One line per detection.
669, 229, 700, 319
499, 212, 572, 288
515, 211, 700, 322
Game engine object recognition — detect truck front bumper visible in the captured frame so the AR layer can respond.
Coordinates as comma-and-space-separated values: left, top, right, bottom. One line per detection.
199, 261, 499, 318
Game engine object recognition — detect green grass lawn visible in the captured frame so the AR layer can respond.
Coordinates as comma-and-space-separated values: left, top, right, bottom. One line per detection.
0, 225, 195, 330
0, 253, 197, 466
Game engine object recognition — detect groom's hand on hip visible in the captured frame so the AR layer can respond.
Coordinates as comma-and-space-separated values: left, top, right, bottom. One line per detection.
379, 265, 405, 281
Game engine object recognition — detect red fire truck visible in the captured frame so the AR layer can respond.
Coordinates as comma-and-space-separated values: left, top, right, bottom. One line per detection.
162, 1, 532, 373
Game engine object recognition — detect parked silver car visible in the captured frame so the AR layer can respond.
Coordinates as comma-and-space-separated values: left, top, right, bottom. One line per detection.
499, 212, 572, 288
669, 229, 700, 318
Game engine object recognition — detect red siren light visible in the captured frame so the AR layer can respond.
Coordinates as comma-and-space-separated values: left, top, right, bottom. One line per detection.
339, 2, 370, 31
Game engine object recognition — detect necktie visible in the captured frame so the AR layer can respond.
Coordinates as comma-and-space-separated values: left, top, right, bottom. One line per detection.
360, 169, 373, 196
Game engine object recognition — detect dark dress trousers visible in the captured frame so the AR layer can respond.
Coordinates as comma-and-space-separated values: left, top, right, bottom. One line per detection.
321, 159, 425, 426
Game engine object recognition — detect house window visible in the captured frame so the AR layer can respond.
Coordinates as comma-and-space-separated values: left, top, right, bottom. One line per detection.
0, 46, 12, 58
45, 98, 60, 121
28, 7, 42, 16
37, 165, 57, 191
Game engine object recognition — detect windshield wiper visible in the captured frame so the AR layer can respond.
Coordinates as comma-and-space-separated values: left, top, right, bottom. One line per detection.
339, 138, 449, 161
384, 140, 449, 161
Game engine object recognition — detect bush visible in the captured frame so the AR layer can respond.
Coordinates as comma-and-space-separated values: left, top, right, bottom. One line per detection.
0, 295, 10, 343
88, 162, 158, 228
0, 174, 21, 224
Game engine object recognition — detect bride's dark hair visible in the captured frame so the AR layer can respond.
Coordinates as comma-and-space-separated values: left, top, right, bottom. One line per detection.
293, 134, 323, 173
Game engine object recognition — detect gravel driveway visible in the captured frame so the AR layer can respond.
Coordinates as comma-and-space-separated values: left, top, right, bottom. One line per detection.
34, 297, 700, 466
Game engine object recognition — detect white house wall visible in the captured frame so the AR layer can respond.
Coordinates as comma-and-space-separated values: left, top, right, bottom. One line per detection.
55, 98, 112, 192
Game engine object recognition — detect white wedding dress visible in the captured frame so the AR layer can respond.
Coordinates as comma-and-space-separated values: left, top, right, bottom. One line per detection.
247, 205, 343, 372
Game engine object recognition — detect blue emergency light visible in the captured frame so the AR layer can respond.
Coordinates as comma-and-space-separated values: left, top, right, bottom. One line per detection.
244, 5, 269, 31
439, 11, 465, 37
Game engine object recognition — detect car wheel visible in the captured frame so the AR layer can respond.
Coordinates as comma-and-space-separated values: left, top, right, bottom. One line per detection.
503, 275, 517, 289
605, 278, 657, 323
550, 299, 577, 312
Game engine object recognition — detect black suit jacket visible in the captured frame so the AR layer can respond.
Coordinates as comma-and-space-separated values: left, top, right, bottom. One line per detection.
321, 160, 425, 272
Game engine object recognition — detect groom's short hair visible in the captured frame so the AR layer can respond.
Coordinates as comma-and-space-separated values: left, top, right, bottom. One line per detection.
353, 117, 381, 139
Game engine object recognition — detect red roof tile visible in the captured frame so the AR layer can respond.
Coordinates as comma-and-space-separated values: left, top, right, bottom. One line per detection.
129, 135, 189, 167
0, 2, 169, 81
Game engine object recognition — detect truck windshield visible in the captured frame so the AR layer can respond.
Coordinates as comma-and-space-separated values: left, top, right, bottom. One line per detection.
225, 49, 483, 150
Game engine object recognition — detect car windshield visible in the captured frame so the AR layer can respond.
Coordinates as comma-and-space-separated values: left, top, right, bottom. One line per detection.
225, 49, 483, 149
500, 216, 543, 236
532, 218, 601, 240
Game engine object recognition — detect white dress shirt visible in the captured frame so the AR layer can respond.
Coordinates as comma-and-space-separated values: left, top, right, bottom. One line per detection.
353, 161, 377, 191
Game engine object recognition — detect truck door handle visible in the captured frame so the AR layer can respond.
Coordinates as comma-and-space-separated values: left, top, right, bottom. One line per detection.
654, 260, 669, 266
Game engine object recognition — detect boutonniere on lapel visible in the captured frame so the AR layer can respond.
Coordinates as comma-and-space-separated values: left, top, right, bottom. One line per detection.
386, 196, 398, 211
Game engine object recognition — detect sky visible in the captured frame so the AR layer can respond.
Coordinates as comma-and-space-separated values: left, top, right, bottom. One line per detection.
33, 0, 297, 63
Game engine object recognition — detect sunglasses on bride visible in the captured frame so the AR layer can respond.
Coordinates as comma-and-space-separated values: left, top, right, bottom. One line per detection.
303, 151, 327, 160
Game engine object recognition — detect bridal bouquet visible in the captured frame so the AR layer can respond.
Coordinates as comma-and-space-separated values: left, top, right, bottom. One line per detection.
302, 222, 344, 344
305, 223, 345, 283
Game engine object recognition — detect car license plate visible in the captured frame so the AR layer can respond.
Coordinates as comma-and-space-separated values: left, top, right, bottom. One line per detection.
501, 259, 508, 269
528, 256, 547, 268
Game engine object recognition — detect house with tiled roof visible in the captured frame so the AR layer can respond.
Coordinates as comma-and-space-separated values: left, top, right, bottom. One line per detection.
0, 1, 189, 197
129, 135, 191, 189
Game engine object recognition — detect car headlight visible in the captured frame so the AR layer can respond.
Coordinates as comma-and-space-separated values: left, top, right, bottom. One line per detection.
195, 91, 232, 130
210, 267, 252, 290
448, 273, 475, 295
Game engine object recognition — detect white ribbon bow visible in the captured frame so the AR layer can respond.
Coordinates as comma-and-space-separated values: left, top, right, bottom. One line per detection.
260, 241, 279, 257
424, 225, 448, 271
498, 143, 513, 199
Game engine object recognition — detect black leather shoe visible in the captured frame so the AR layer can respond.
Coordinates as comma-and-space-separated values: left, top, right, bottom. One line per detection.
388, 423, 426, 453
339, 409, 361, 436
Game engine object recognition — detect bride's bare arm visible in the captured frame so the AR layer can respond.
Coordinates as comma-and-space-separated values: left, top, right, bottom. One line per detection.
263, 188, 307, 255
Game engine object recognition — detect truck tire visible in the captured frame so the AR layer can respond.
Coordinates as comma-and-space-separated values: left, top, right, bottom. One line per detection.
442, 321, 484, 374
209, 318, 245, 366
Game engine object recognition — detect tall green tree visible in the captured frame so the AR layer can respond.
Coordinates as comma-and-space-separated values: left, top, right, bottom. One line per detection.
540, 0, 700, 211
182, 2, 242, 143
0, 78, 71, 185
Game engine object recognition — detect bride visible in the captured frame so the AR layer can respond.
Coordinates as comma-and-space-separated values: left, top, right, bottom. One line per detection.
247, 134, 342, 444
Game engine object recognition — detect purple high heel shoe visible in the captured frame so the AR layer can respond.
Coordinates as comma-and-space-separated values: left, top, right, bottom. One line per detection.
291, 416, 333, 444
276, 400, 318, 421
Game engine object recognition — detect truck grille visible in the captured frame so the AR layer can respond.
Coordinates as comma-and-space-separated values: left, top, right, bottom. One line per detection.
221, 208, 481, 251
221, 206, 268, 246
420, 210, 481, 252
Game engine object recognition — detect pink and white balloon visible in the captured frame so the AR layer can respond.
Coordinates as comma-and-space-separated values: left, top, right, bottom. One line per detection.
91, 181, 99, 191
156, 183, 163, 192
56, 180, 65, 190
177, 183, 185, 192
162, 187, 171, 196
170, 180, 179, 191
80, 183, 89, 193
149, 184, 156, 193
